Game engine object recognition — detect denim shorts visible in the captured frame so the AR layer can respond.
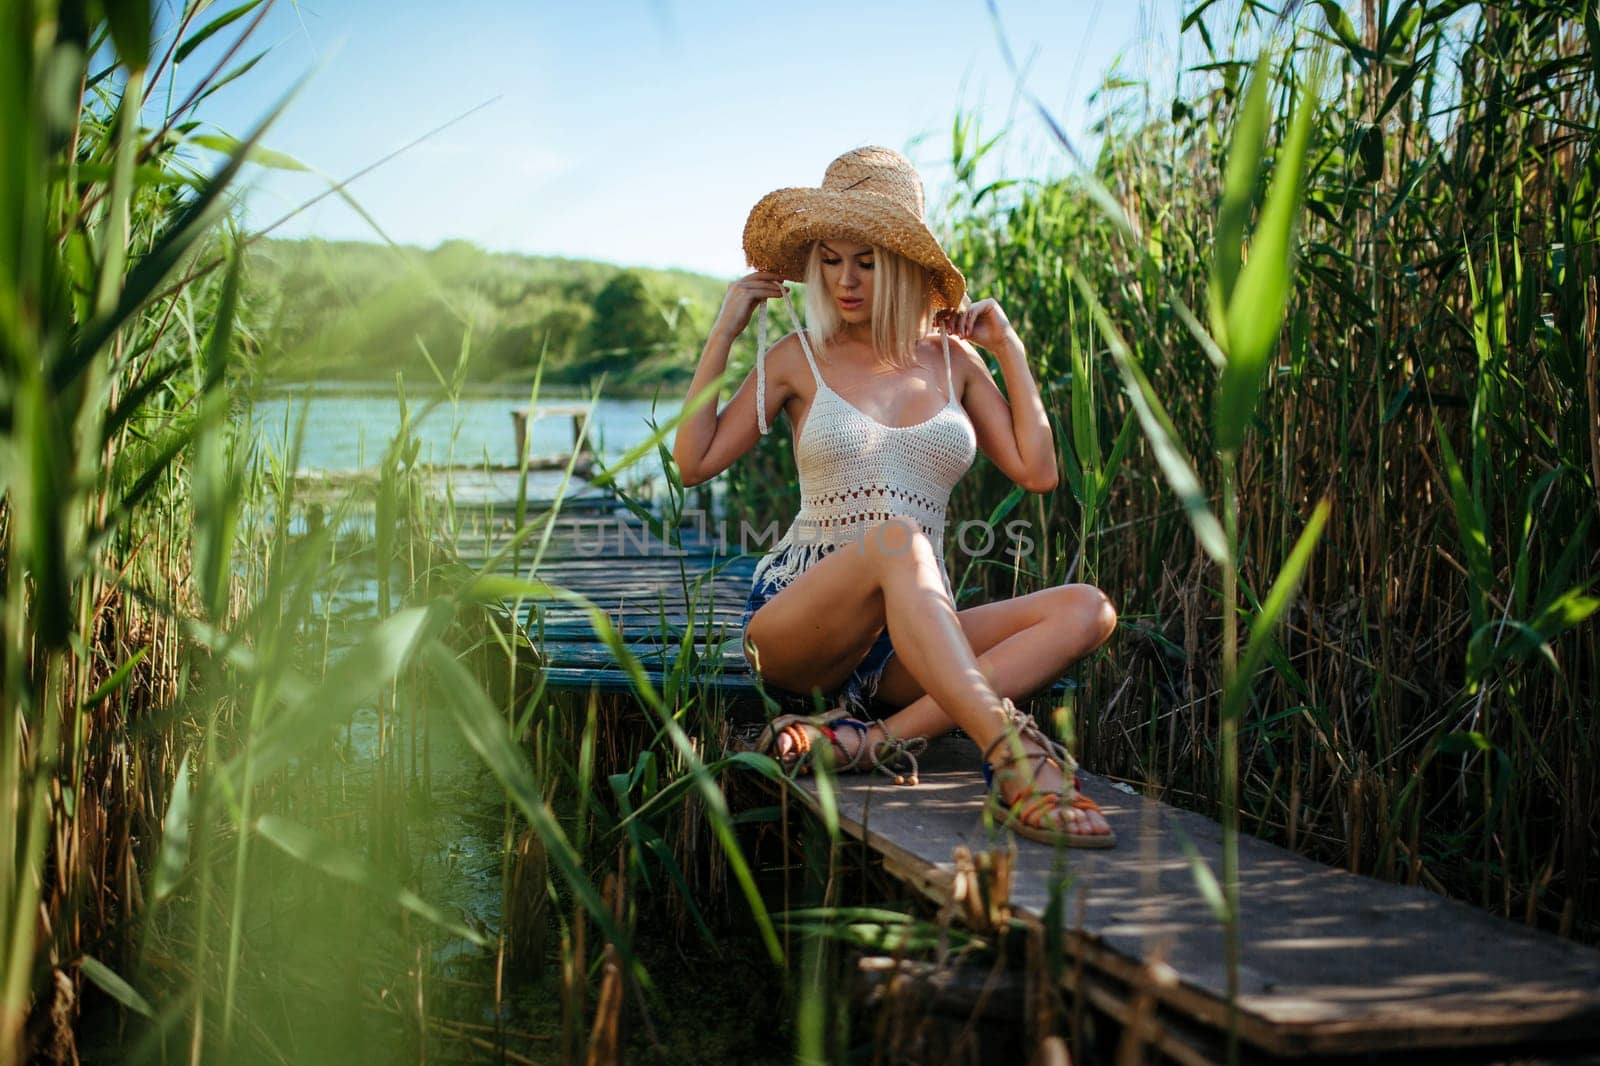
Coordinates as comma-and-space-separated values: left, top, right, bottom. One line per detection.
738, 567, 897, 718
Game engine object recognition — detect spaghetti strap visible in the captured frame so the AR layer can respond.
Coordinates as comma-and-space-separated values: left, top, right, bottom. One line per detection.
781, 288, 824, 387
793, 330, 823, 386
754, 291, 823, 435
940, 329, 955, 401
755, 302, 771, 435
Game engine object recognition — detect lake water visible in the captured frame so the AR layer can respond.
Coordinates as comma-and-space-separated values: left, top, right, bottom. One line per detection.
250, 384, 681, 473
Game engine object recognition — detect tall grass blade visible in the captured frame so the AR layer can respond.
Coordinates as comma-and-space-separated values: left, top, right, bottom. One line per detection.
1217, 58, 1318, 453
1221, 498, 1333, 723
58, 78, 305, 390
78, 956, 153, 1019
1209, 52, 1273, 347
174, 0, 267, 64
1072, 269, 1230, 564
151, 754, 192, 904
220, 604, 445, 786
1432, 413, 1493, 632
102, 0, 152, 71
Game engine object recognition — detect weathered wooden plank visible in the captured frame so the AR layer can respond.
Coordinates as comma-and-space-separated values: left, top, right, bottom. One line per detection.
527, 616, 746, 634
453, 533, 751, 554
538, 666, 766, 695
789, 737, 1600, 1058
512, 570, 752, 583
525, 624, 746, 644
511, 569, 743, 585
458, 553, 749, 569
524, 620, 747, 638
531, 646, 746, 668
459, 557, 750, 575
523, 605, 744, 622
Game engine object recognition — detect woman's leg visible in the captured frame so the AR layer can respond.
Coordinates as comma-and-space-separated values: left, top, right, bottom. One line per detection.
870, 584, 1117, 839
745, 521, 1116, 839
874, 584, 1118, 739
743, 517, 1001, 732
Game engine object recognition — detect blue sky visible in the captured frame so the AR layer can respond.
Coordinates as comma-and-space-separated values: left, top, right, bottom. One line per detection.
183, 0, 1184, 278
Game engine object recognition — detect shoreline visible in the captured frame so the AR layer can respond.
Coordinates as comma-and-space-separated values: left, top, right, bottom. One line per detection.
255, 377, 694, 402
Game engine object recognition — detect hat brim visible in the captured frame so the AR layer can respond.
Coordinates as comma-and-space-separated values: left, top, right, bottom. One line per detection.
742, 187, 966, 310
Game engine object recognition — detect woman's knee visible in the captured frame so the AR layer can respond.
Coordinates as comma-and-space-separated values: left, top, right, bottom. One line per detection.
1048, 583, 1117, 646
864, 516, 937, 574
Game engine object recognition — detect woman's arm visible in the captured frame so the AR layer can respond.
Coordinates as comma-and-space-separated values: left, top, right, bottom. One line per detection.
939, 300, 1059, 494
672, 271, 790, 487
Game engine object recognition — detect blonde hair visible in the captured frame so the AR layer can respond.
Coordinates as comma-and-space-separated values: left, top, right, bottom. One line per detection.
802, 242, 931, 368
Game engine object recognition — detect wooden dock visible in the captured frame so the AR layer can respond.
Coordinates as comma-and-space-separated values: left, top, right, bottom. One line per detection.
438, 470, 1600, 1062
786, 738, 1600, 1062
448, 471, 761, 695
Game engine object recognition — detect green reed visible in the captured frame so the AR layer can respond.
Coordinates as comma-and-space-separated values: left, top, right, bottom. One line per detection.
0, 0, 290, 1056
1, 3, 810, 1062
938, 0, 1597, 949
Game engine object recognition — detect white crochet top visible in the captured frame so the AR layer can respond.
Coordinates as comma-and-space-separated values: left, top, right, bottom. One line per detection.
750, 313, 978, 600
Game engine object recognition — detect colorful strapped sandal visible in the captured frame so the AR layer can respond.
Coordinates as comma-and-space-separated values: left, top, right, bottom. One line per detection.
980, 700, 1117, 849
754, 709, 926, 786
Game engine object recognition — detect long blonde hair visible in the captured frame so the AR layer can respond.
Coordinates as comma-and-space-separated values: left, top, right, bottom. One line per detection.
803, 242, 930, 368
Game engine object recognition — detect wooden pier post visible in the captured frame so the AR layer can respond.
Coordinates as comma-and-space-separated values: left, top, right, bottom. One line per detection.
511, 403, 592, 467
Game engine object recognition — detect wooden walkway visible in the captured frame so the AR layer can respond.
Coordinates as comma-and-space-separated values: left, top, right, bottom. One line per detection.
441, 470, 1600, 1062
792, 741, 1600, 1062
448, 471, 760, 695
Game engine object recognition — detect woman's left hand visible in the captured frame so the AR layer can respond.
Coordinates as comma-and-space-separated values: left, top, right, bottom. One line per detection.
936, 298, 1017, 352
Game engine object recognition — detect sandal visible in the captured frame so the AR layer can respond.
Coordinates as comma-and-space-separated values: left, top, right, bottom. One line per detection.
980, 700, 1117, 849
753, 708, 927, 786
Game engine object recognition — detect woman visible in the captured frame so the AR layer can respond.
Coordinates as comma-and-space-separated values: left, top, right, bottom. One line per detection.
671, 147, 1117, 847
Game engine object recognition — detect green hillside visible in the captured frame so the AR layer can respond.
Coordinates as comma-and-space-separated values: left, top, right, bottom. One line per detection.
247, 238, 754, 394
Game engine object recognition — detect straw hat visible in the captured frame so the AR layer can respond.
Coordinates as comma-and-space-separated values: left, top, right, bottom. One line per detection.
742, 146, 966, 310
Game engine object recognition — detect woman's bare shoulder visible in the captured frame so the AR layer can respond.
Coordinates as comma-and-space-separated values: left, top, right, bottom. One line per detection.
758, 331, 812, 394
918, 331, 985, 382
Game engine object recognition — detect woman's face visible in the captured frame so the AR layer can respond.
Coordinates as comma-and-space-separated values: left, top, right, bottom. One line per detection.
817, 239, 874, 326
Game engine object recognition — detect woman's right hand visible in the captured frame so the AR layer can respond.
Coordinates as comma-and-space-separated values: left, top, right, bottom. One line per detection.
713, 271, 788, 337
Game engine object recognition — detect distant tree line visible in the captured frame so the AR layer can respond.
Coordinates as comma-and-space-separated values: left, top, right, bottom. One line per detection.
246, 238, 757, 394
